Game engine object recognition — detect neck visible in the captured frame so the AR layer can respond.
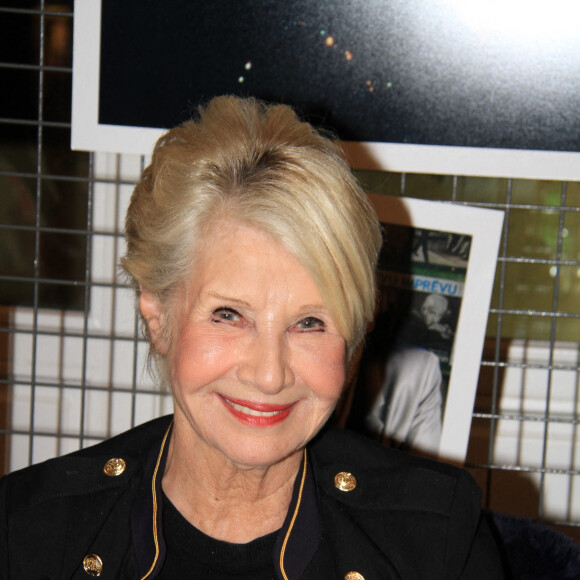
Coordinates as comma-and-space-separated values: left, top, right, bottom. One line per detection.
161, 422, 303, 544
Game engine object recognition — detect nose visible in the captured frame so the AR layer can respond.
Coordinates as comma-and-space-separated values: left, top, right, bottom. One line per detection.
236, 331, 295, 394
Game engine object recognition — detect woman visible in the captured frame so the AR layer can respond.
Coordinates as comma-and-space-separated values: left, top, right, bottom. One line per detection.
0, 96, 505, 579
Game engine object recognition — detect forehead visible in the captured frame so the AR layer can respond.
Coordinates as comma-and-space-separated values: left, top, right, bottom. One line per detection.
424, 295, 446, 310
199, 219, 290, 266
190, 219, 324, 301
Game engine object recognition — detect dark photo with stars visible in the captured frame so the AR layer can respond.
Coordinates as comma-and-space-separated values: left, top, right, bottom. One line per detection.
98, 0, 580, 152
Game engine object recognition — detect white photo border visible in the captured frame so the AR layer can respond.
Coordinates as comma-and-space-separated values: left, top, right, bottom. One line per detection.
72, 0, 580, 180
367, 194, 504, 462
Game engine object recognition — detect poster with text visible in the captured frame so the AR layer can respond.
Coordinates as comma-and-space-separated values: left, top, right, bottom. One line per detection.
343, 195, 504, 462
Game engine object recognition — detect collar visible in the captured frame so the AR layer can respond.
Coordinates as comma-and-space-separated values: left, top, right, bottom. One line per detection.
275, 448, 321, 580
131, 421, 172, 579
130, 420, 321, 580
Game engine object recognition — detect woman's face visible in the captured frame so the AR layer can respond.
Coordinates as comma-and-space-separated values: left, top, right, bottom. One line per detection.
143, 221, 346, 470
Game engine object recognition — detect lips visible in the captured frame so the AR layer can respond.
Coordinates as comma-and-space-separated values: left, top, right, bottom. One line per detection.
220, 396, 294, 427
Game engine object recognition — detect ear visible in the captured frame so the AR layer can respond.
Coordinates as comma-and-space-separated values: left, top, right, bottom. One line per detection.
139, 289, 169, 354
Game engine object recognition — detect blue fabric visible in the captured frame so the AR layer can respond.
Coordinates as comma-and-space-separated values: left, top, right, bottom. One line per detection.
490, 511, 580, 580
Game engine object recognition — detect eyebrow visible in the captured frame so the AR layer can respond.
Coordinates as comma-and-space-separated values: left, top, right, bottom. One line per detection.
206, 292, 328, 314
206, 291, 252, 308
298, 304, 329, 314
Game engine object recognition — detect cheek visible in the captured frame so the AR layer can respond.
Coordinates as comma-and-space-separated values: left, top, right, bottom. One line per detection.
297, 339, 346, 402
169, 327, 238, 390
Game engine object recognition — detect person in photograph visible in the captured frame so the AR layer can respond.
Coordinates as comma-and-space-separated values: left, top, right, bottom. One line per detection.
398, 292, 456, 355
421, 293, 454, 341
347, 285, 443, 456
0, 96, 506, 579
363, 341, 442, 455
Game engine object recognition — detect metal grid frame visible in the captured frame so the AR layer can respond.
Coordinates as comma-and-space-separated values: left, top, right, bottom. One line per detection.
396, 175, 580, 539
1, 1, 579, 542
474, 179, 577, 520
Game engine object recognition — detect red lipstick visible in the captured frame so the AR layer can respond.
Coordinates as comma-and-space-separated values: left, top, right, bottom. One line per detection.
220, 396, 294, 427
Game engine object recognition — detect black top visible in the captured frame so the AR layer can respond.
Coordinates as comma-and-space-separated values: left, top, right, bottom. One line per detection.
158, 493, 278, 579
0, 415, 508, 579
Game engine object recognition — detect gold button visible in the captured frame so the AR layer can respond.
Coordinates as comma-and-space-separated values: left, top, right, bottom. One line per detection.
345, 572, 365, 580
103, 457, 126, 477
83, 553, 103, 576
334, 471, 356, 492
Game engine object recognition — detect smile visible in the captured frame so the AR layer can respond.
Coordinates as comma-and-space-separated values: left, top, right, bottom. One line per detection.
221, 396, 294, 426
226, 400, 283, 417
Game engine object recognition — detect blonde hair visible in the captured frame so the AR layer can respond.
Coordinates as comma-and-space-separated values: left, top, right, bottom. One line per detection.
122, 96, 382, 367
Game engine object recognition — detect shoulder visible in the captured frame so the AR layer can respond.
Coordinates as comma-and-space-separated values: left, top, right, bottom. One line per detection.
0, 415, 172, 513
311, 426, 470, 492
0, 416, 172, 578
390, 343, 441, 367
308, 428, 497, 578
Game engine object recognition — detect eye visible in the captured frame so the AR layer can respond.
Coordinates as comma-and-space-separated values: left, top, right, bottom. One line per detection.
295, 316, 325, 331
211, 307, 241, 324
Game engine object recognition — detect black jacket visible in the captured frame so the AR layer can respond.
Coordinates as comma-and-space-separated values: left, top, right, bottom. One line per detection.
0, 416, 505, 579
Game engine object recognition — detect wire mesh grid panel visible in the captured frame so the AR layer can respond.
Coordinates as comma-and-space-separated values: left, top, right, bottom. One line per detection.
7, 151, 173, 472
1, 1, 579, 543
466, 178, 580, 538
0, 1, 173, 472
354, 173, 580, 539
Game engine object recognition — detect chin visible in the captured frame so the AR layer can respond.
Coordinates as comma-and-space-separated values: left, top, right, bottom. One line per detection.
220, 439, 303, 471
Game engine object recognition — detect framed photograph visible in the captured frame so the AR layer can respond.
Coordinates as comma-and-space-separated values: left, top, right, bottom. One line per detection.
72, 0, 580, 179
344, 195, 504, 462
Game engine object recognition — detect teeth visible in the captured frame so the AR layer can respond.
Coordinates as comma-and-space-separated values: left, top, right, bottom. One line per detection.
225, 399, 283, 417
